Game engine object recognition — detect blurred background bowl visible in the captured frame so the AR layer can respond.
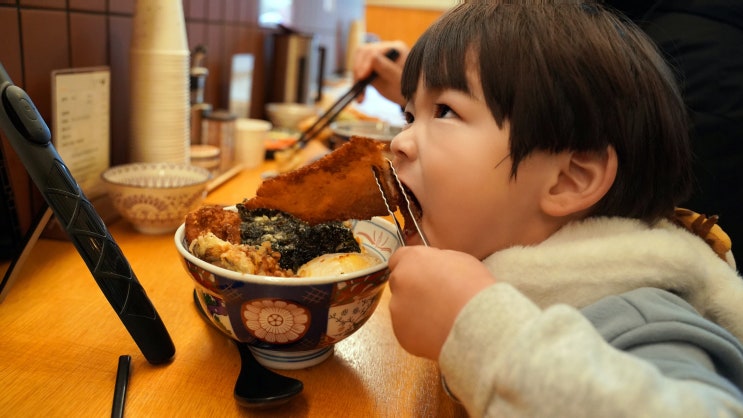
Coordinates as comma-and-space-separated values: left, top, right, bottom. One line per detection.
329, 120, 402, 149
174, 213, 402, 370
265, 102, 318, 131
102, 162, 210, 234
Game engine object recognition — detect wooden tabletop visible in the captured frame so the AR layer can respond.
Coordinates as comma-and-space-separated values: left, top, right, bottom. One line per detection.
0, 162, 467, 417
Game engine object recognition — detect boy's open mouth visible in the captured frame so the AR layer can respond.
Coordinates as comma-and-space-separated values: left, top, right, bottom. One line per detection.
399, 183, 424, 239
402, 184, 422, 219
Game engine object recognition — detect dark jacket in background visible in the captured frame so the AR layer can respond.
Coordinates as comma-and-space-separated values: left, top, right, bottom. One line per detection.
603, 0, 743, 250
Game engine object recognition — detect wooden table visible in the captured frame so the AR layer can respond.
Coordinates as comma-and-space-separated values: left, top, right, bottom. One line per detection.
0, 163, 467, 417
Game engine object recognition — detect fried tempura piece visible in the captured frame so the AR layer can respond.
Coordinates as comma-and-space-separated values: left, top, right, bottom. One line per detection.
189, 233, 292, 277
242, 136, 403, 225
184, 204, 242, 244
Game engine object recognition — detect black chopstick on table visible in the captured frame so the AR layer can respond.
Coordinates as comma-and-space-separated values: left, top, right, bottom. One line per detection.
112, 355, 131, 418
294, 48, 400, 148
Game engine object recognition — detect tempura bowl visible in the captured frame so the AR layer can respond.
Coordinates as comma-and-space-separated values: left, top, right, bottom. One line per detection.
174, 215, 402, 369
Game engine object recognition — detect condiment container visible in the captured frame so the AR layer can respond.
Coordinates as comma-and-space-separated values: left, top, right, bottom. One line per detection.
201, 110, 236, 171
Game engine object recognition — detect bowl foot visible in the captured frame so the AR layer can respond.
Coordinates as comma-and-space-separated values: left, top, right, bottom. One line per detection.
250, 346, 334, 370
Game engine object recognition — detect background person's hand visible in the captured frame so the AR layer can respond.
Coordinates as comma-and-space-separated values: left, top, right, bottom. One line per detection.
387, 246, 496, 360
352, 40, 409, 106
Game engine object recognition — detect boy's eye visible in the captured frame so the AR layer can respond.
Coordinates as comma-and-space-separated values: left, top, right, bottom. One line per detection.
434, 104, 456, 119
403, 111, 415, 125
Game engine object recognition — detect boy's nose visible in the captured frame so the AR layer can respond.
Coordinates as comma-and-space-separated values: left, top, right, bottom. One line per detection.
389, 126, 415, 161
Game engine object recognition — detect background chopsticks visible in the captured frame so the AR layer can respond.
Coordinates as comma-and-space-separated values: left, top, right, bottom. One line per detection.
294, 48, 400, 148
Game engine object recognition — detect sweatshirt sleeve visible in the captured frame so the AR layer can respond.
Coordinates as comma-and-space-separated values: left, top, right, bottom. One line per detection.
438, 284, 743, 418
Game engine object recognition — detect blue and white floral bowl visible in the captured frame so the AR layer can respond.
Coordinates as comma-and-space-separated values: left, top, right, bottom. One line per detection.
174, 215, 402, 369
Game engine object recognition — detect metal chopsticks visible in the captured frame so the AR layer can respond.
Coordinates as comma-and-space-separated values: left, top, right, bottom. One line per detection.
385, 159, 428, 246
371, 160, 429, 247
372, 165, 406, 245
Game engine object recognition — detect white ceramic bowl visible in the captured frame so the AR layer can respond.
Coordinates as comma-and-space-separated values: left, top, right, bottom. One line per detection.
329, 120, 402, 149
175, 213, 402, 369
265, 102, 318, 131
102, 163, 210, 234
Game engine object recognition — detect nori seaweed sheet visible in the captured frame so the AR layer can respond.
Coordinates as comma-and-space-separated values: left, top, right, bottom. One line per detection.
235, 205, 361, 271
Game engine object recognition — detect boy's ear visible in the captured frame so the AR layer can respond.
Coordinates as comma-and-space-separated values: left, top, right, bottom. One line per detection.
541, 146, 617, 217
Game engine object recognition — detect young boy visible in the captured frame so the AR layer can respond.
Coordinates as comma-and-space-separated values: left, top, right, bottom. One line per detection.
385, 1, 743, 416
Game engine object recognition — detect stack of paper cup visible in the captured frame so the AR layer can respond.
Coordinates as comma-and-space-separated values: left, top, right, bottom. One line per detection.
129, 0, 190, 163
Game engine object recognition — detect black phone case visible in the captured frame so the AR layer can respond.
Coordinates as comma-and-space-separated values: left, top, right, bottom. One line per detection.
0, 62, 175, 364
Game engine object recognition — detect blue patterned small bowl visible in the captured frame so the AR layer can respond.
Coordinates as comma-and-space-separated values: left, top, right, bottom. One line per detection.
102, 162, 210, 234
174, 214, 402, 370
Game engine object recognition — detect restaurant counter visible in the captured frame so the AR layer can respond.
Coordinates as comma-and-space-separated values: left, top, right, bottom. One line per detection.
0, 162, 467, 417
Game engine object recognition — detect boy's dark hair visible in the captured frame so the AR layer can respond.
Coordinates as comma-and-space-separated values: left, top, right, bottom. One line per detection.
401, 0, 693, 223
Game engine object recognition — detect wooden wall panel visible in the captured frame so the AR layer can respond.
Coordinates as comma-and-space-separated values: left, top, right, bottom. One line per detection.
365, 5, 443, 48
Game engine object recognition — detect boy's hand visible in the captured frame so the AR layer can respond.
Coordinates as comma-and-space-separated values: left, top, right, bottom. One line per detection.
387, 246, 496, 360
